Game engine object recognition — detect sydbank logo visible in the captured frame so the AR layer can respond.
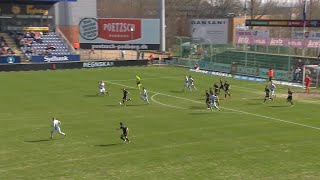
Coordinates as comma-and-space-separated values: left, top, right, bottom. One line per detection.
7, 56, 15, 63
44, 56, 69, 62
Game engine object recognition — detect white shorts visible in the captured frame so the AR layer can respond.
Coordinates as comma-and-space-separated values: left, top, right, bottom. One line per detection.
52, 126, 61, 132
100, 88, 105, 93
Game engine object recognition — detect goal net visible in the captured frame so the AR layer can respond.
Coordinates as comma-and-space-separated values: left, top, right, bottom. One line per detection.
303, 65, 320, 88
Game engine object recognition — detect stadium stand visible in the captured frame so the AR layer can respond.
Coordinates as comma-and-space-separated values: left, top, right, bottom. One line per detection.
12, 31, 72, 60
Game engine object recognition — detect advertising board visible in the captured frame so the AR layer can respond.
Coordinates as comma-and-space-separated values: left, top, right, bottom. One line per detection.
191, 19, 229, 44
31, 55, 80, 63
79, 18, 160, 50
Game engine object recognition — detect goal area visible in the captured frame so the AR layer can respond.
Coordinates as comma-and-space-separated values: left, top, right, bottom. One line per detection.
303, 65, 320, 88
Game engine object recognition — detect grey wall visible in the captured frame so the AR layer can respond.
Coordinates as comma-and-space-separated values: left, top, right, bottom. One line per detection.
55, 0, 97, 26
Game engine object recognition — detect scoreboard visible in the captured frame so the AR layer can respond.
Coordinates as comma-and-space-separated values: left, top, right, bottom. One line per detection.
246, 20, 320, 27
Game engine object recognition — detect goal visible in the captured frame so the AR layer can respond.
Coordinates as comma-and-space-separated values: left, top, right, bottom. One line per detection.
303, 64, 320, 88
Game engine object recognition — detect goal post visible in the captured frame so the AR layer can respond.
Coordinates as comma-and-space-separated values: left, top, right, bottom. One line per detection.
303, 64, 320, 88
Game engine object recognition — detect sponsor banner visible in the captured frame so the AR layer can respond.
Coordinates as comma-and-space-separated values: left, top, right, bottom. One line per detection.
31, 55, 80, 63
306, 40, 320, 48
236, 30, 270, 38
272, 80, 303, 87
83, 60, 148, 68
83, 61, 114, 68
190, 69, 232, 77
233, 75, 266, 82
235, 37, 307, 48
292, 31, 320, 39
0, 56, 21, 64
79, 18, 160, 50
259, 68, 292, 81
0, 4, 53, 16
235, 66, 259, 76
191, 19, 229, 44
79, 43, 160, 50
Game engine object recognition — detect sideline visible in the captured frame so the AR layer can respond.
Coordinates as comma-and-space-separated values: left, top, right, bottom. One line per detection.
107, 81, 320, 131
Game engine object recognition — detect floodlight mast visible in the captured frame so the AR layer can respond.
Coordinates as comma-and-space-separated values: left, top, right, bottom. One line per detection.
160, 0, 166, 52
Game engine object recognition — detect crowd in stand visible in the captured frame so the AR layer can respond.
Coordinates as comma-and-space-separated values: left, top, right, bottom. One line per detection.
0, 36, 15, 56
12, 31, 46, 56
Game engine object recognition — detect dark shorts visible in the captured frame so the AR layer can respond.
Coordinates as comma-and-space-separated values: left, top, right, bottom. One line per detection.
265, 94, 270, 98
137, 81, 141, 85
287, 96, 292, 101
206, 98, 210, 103
123, 96, 128, 100
269, 76, 273, 81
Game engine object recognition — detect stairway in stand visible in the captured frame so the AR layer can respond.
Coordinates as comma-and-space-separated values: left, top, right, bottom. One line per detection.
0, 32, 29, 62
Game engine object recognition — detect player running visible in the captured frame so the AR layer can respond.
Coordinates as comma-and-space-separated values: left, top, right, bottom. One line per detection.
50, 118, 66, 139
205, 90, 210, 109
213, 83, 219, 95
136, 75, 142, 90
98, 81, 108, 95
140, 87, 150, 104
224, 81, 231, 98
209, 94, 220, 111
184, 76, 189, 91
219, 78, 224, 93
287, 88, 294, 107
263, 85, 273, 103
269, 81, 276, 98
118, 122, 130, 143
120, 88, 131, 105
188, 75, 197, 91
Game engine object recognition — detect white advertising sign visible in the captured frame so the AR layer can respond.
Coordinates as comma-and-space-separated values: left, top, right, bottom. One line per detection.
236, 30, 270, 38
191, 19, 229, 44
292, 31, 320, 39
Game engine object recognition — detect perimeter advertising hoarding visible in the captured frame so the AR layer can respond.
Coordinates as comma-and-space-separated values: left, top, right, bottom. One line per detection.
235, 36, 320, 48
191, 19, 229, 44
79, 18, 160, 50
292, 31, 320, 40
236, 30, 270, 38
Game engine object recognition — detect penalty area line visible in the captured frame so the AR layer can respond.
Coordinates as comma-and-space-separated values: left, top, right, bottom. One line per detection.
106, 81, 320, 131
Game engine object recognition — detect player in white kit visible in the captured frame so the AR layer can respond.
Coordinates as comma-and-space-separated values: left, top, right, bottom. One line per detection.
50, 118, 66, 139
98, 81, 108, 95
140, 87, 150, 104
269, 81, 276, 98
209, 94, 220, 111
188, 76, 197, 91
184, 76, 189, 91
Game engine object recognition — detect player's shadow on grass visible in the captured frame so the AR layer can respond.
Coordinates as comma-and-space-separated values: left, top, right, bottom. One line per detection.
105, 104, 120, 107
268, 105, 289, 108
24, 139, 52, 143
169, 90, 184, 93
84, 94, 101, 98
95, 143, 119, 147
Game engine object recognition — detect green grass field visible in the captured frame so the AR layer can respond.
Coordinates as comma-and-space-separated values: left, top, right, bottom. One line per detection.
1, 66, 320, 180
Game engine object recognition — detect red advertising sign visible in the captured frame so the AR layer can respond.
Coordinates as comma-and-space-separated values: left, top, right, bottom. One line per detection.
98, 19, 142, 41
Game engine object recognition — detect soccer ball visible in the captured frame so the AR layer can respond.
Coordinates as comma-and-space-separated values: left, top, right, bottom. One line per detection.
119, 102, 122, 105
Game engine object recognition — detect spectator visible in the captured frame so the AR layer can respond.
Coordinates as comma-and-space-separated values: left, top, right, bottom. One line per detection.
121, 50, 125, 59
294, 67, 301, 82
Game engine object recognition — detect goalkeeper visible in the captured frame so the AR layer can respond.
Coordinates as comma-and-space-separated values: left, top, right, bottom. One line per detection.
136, 75, 142, 90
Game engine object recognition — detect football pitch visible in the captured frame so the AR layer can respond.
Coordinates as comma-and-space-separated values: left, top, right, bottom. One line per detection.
1, 66, 320, 179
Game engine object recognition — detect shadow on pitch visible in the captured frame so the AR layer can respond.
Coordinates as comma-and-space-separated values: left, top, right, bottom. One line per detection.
169, 90, 184, 93
24, 139, 53, 143
95, 143, 119, 147
268, 105, 289, 108
84, 94, 101, 98
105, 104, 120, 107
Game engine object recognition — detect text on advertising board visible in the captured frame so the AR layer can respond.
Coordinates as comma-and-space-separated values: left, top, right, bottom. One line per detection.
83, 61, 114, 68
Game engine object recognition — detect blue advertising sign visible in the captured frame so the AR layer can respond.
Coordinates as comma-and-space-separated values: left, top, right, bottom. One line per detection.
0, 56, 21, 64
31, 55, 80, 63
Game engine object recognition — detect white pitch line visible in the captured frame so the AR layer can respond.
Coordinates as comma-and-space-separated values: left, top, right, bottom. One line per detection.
106, 81, 320, 131
0, 141, 200, 173
107, 76, 179, 82
151, 93, 238, 114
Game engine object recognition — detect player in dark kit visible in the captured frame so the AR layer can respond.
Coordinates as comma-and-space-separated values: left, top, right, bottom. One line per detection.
205, 90, 210, 109
219, 78, 224, 93
120, 88, 131, 105
209, 88, 214, 96
224, 81, 231, 98
214, 83, 219, 95
118, 122, 130, 143
287, 88, 293, 106
263, 85, 273, 103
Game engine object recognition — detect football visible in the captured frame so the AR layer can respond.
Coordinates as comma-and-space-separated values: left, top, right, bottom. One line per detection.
119, 102, 122, 105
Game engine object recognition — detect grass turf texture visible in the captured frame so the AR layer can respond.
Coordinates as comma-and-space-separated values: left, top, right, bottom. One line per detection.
1, 66, 320, 179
